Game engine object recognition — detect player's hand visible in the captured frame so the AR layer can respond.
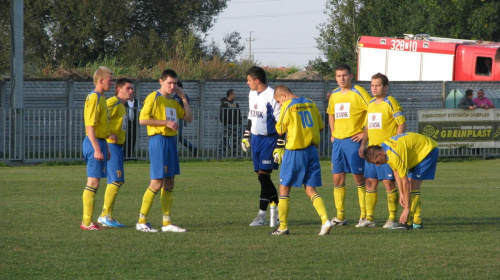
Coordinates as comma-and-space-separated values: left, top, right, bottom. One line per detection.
166, 120, 178, 131
241, 130, 251, 152
273, 139, 285, 164
399, 208, 410, 224
351, 132, 364, 142
359, 145, 365, 158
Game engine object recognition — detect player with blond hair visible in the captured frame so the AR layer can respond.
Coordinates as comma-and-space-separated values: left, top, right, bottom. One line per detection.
81, 66, 113, 230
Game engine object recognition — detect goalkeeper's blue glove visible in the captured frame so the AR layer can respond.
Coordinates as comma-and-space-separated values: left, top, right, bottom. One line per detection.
273, 139, 285, 164
241, 130, 251, 152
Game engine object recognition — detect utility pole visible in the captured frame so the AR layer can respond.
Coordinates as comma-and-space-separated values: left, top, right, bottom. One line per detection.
246, 31, 255, 61
10, 0, 24, 161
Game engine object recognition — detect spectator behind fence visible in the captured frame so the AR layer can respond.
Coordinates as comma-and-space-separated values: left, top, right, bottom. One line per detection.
473, 89, 495, 109
457, 89, 476, 110
219, 89, 242, 158
125, 90, 140, 157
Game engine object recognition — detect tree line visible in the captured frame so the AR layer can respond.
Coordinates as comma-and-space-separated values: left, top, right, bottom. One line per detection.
1, 0, 499, 79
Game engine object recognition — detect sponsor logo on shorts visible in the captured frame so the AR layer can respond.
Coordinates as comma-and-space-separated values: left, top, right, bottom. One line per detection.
262, 160, 272, 164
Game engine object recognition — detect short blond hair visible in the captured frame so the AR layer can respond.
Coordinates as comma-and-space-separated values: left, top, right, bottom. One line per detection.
93, 66, 113, 85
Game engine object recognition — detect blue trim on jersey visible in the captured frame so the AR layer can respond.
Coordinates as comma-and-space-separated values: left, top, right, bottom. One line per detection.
265, 102, 277, 135
382, 97, 394, 111
109, 99, 121, 110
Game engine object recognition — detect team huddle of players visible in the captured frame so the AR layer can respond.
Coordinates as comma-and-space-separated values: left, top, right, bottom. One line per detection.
80, 64, 439, 234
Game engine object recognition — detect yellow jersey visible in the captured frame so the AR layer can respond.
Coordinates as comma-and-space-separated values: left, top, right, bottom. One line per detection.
106, 96, 127, 145
276, 97, 324, 150
84, 91, 109, 139
382, 132, 438, 177
326, 84, 371, 139
140, 91, 185, 137
366, 96, 406, 146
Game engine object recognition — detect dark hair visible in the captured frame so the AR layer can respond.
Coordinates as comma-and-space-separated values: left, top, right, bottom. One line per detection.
335, 64, 352, 74
177, 81, 183, 88
371, 72, 389, 86
465, 89, 473, 97
363, 145, 384, 162
161, 69, 178, 80
246, 66, 267, 84
226, 89, 234, 97
114, 77, 133, 96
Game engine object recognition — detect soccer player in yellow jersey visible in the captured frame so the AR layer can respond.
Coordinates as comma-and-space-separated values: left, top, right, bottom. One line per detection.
364, 132, 439, 229
97, 78, 134, 227
81, 66, 113, 230
358, 73, 406, 229
136, 69, 193, 233
326, 64, 371, 227
270, 86, 333, 235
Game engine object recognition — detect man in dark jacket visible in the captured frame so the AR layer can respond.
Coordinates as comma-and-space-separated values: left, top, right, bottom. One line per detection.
219, 89, 242, 157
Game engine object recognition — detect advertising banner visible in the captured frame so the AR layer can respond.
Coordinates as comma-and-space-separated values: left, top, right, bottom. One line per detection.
418, 109, 500, 148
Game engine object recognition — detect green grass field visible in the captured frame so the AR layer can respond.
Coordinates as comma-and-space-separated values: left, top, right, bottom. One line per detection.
1, 160, 499, 279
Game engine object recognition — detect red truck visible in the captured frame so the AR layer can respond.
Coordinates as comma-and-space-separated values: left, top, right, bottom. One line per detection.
357, 34, 500, 81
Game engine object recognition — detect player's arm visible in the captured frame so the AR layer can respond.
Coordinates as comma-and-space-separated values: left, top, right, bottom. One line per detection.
241, 119, 252, 152
396, 122, 406, 134
86, 125, 103, 161
175, 85, 193, 123
140, 118, 178, 131
328, 113, 335, 142
359, 126, 369, 158
393, 170, 411, 224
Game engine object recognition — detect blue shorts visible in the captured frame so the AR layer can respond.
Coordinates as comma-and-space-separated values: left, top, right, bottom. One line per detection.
364, 162, 394, 181
251, 134, 279, 172
280, 145, 322, 188
409, 148, 439, 180
149, 135, 180, 179
331, 138, 364, 174
107, 143, 125, 183
83, 136, 107, 178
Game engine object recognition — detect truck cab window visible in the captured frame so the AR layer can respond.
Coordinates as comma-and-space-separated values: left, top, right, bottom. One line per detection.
475, 57, 492, 76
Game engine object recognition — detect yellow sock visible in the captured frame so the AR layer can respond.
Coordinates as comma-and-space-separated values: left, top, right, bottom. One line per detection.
101, 182, 122, 218
365, 190, 378, 222
278, 196, 289, 231
138, 187, 158, 224
357, 184, 366, 219
270, 201, 277, 207
161, 188, 173, 226
333, 185, 346, 220
82, 186, 98, 226
311, 194, 328, 224
411, 190, 421, 225
387, 188, 399, 221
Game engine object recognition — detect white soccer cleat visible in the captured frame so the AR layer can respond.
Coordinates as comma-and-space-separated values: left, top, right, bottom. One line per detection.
319, 220, 333, 235
249, 214, 267, 226
162, 224, 187, 233
355, 218, 367, 228
136, 223, 158, 232
357, 219, 376, 228
383, 219, 398, 229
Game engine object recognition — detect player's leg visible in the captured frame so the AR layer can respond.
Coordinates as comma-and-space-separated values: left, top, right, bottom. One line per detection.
99, 143, 125, 227
360, 177, 377, 228
81, 137, 107, 230
347, 138, 366, 225
270, 184, 291, 235
409, 179, 423, 227
383, 179, 399, 228
331, 138, 347, 225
